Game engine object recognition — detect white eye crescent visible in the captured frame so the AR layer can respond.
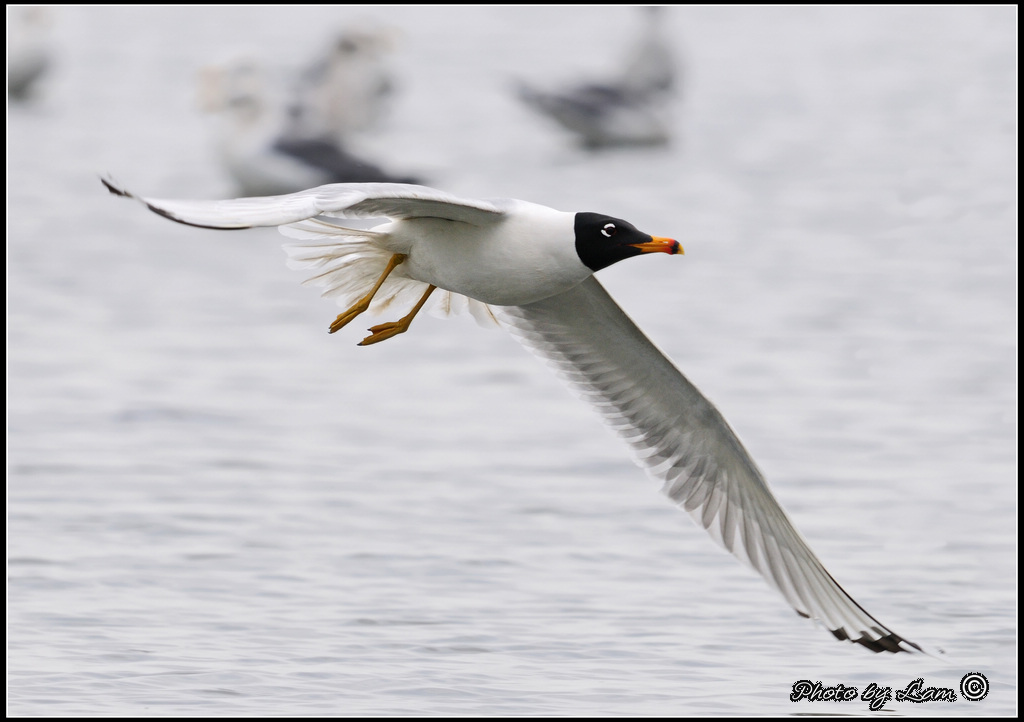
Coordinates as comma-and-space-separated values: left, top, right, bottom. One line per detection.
601, 223, 616, 238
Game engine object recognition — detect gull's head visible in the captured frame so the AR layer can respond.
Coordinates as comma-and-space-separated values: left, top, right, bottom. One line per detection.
573, 212, 682, 272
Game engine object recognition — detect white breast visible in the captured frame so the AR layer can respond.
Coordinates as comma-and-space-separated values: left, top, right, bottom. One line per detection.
386, 201, 592, 306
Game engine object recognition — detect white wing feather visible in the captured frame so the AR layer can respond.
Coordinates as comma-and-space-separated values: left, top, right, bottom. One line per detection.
101, 179, 507, 229
104, 178, 503, 326
498, 277, 922, 654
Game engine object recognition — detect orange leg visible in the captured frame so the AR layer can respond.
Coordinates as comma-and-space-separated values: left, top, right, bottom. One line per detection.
358, 285, 437, 346
328, 253, 407, 334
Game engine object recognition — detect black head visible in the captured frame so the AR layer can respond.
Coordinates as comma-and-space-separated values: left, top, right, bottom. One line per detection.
574, 212, 681, 272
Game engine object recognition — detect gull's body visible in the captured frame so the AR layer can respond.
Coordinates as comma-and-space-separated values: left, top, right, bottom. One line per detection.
518, 83, 673, 148
370, 200, 584, 307
103, 179, 923, 655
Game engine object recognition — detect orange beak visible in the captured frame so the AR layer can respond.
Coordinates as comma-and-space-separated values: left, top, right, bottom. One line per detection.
630, 236, 683, 255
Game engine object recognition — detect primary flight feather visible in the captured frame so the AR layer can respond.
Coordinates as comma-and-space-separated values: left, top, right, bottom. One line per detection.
103, 178, 923, 654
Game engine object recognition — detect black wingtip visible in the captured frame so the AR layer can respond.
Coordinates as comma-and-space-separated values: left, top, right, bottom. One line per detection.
101, 176, 249, 231
829, 625, 924, 654
144, 203, 250, 231
101, 176, 133, 198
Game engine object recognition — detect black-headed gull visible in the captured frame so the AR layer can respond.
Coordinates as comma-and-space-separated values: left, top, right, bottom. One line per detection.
102, 179, 923, 654
517, 7, 677, 148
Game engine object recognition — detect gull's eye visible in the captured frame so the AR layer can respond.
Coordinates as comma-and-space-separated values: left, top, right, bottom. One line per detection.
601, 223, 617, 238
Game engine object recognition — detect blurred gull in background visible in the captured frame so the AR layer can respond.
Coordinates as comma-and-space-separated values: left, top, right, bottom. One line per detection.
517, 6, 678, 148
197, 53, 418, 197
288, 25, 399, 147
7, 6, 53, 100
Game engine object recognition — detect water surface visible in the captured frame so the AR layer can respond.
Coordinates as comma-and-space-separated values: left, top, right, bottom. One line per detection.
8, 6, 1016, 716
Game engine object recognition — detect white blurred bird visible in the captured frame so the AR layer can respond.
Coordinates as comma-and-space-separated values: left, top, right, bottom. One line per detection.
288, 26, 399, 146
103, 179, 925, 655
517, 7, 678, 148
197, 55, 417, 197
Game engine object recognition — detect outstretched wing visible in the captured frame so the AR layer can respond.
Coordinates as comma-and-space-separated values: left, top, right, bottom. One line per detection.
498, 276, 922, 654
101, 178, 507, 229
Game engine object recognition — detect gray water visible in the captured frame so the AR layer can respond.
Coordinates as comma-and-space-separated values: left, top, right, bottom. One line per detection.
7, 6, 1016, 716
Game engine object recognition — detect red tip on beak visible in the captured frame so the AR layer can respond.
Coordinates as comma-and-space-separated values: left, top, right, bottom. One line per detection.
630, 236, 683, 255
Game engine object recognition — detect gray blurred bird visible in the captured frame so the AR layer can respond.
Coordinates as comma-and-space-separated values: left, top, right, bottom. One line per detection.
517, 7, 678, 148
7, 6, 53, 100
197, 54, 418, 196
287, 26, 399, 147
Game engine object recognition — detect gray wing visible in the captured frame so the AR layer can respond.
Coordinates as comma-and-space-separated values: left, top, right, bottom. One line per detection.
498, 276, 922, 654
101, 178, 506, 229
